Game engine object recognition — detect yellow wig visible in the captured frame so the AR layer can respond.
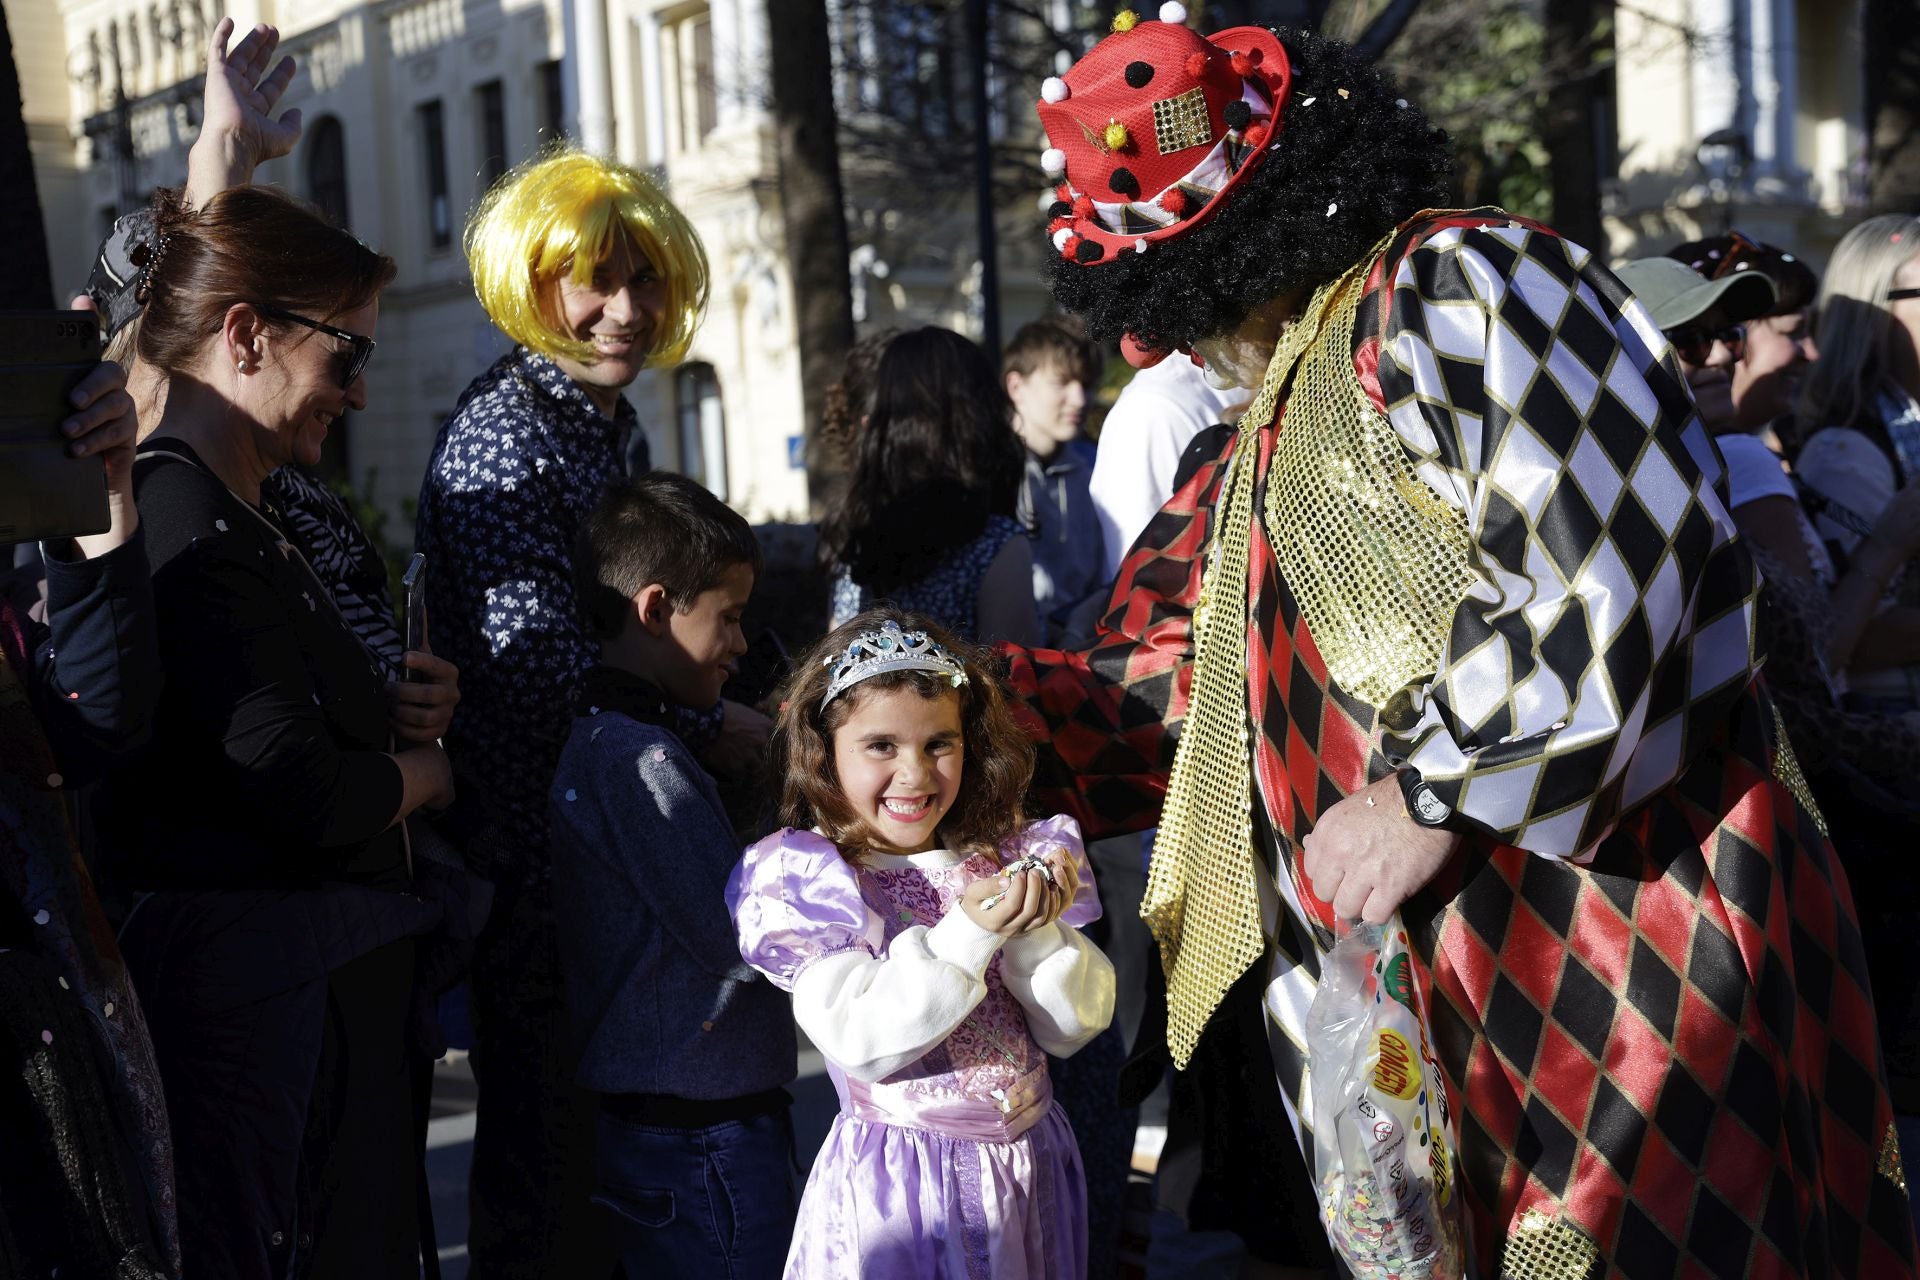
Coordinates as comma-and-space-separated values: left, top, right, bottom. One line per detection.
465, 146, 709, 367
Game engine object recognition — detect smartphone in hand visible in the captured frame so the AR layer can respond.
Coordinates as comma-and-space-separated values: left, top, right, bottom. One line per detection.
0, 312, 106, 544
401, 553, 427, 681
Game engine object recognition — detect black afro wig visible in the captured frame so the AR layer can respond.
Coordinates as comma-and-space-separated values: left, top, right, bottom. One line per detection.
1044, 26, 1454, 354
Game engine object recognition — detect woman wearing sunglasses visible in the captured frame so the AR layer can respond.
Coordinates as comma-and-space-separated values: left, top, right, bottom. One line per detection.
107, 181, 455, 1278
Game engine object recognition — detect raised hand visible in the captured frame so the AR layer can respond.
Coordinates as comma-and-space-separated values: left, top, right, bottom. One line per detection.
186, 17, 303, 209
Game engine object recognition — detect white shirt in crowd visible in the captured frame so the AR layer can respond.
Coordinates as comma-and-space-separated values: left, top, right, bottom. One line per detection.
1088, 357, 1247, 580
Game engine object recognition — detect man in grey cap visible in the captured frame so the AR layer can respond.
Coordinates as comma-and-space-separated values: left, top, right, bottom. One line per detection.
1615, 255, 1777, 431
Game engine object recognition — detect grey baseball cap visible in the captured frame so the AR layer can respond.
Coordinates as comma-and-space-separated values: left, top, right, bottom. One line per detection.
1614, 256, 1777, 331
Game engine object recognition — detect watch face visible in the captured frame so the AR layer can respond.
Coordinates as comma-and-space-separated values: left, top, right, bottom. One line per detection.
1409, 783, 1451, 826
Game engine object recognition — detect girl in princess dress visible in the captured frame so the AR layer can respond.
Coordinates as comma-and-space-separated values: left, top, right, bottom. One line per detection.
728, 608, 1116, 1279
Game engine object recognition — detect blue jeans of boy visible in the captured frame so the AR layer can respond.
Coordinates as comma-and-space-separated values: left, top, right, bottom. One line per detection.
592, 1107, 798, 1280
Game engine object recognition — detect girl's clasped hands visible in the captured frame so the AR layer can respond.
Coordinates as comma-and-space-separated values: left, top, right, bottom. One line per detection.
962, 848, 1080, 936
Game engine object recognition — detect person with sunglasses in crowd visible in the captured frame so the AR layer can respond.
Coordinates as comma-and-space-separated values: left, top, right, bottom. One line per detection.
102, 177, 457, 1278
1614, 253, 1775, 433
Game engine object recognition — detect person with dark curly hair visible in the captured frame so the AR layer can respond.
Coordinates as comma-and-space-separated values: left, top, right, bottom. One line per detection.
820, 328, 1038, 644
1002, 6, 1918, 1275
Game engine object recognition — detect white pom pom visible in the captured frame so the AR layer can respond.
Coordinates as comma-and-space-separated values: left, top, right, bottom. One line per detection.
1041, 147, 1067, 177
1053, 227, 1075, 251
1041, 76, 1070, 104
1135, 238, 1149, 253
1159, 1, 1189, 23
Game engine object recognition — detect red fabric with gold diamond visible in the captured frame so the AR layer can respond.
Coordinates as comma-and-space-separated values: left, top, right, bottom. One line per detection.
1005, 211, 1918, 1274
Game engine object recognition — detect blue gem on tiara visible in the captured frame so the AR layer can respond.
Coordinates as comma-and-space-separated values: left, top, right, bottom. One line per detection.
822, 620, 969, 706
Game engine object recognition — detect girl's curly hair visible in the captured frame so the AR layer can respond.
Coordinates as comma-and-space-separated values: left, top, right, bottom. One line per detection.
1044, 25, 1453, 355
774, 608, 1035, 859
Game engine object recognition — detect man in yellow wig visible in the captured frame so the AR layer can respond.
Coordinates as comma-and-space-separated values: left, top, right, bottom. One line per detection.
415, 148, 717, 1278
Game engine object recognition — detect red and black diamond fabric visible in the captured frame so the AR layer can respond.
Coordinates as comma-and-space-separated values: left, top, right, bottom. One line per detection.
1005, 211, 1917, 1276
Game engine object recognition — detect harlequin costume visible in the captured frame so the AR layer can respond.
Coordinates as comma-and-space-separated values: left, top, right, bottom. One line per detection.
1007, 7, 1920, 1276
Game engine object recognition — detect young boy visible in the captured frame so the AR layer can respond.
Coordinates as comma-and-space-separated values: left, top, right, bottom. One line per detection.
549, 473, 797, 1279
1004, 318, 1108, 647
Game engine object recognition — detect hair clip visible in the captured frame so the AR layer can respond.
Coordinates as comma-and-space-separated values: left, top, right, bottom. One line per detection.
134, 232, 174, 305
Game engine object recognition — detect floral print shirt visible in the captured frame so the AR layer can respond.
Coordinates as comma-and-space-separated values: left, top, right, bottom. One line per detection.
415, 348, 646, 883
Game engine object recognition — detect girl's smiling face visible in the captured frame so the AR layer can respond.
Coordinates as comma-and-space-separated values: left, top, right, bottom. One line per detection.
830, 684, 965, 855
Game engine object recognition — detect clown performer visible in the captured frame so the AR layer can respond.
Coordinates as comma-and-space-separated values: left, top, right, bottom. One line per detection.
1006, 7, 1920, 1277
416, 151, 769, 1279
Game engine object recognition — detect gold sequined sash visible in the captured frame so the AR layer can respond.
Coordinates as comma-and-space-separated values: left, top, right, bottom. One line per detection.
1143, 234, 1477, 1067
1262, 250, 1477, 707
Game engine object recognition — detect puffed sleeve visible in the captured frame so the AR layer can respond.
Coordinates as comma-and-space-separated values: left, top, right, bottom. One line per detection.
1374, 224, 1759, 857
996, 816, 1117, 1057
727, 828, 887, 990
728, 829, 1011, 1083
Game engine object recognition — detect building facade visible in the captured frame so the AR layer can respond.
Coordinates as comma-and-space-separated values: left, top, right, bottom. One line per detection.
1604, 0, 1868, 268
24, 0, 1067, 532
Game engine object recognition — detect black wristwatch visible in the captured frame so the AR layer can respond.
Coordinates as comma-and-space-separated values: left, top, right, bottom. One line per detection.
1397, 767, 1457, 829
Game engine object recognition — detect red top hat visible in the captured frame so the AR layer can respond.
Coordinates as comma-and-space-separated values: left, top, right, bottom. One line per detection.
1036, 5, 1291, 278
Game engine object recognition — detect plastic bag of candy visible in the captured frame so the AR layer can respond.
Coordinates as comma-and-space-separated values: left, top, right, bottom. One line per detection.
1305, 916, 1463, 1280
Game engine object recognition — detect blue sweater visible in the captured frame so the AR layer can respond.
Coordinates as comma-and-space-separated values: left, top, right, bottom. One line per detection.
548, 669, 796, 1100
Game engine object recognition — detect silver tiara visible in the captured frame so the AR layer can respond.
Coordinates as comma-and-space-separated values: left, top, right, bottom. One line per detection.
822, 620, 969, 706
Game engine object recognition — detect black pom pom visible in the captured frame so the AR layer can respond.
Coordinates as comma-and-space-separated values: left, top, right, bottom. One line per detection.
1222, 100, 1252, 132
1048, 200, 1073, 219
1074, 238, 1105, 262
1109, 167, 1140, 198
1124, 61, 1155, 89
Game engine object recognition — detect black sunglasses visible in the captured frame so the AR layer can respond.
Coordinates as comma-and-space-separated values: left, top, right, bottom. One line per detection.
256, 303, 376, 389
1889, 287, 1920, 302
1665, 322, 1745, 366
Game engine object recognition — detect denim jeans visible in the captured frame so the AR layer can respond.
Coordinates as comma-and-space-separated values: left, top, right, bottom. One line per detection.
592, 1106, 798, 1280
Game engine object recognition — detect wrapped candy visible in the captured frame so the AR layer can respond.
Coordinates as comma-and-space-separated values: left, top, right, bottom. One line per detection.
1307, 918, 1463, 1280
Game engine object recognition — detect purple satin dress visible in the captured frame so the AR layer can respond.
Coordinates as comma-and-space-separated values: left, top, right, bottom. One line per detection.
730, 817, 1100, 1280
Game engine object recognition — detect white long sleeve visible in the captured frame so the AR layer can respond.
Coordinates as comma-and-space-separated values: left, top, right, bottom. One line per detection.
997, 922, 1117, 1058
790, 908, 1007, 1083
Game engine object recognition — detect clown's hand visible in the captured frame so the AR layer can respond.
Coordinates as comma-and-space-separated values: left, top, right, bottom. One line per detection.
1301, 773, 1460, 925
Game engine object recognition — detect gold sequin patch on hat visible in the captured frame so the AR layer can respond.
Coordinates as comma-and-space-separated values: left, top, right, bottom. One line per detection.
1152, 86, 1213, 155
1500, 1208, 1599, 1280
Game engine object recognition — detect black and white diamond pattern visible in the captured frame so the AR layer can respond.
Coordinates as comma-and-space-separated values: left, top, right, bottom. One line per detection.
1373, 225, 1761, 857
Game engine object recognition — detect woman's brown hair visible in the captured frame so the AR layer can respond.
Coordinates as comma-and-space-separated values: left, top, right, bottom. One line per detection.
135, 185, 397, 375
774, 608, 1035, 859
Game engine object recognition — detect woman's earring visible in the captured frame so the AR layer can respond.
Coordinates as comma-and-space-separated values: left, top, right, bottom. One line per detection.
236, 359, 250, 373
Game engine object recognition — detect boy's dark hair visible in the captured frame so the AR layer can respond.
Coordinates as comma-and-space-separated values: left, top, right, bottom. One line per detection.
574, 473, 762, 639
817, 327, 1025, 595
1003, 316, 1099, 386
773, 608, 1035, 858
1043, 26, 1453, 355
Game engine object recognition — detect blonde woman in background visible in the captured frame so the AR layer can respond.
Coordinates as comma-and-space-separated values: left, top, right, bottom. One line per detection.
1793, 213, 1920, 710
